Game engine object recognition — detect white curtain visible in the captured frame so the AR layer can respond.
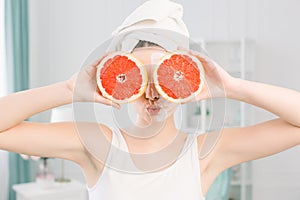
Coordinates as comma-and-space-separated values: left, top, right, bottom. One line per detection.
0, 0, 9, 200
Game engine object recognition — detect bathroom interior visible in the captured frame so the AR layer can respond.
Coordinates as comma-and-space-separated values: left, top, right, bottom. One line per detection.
0, 0, 300, 200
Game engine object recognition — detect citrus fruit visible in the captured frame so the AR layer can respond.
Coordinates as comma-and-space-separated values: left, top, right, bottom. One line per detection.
96, 52, 148, 103
153, 52, 204, 103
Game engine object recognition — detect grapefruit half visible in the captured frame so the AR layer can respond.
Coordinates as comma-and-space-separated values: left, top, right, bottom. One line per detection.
96, 52, 148, 104
153, 52, 204, 103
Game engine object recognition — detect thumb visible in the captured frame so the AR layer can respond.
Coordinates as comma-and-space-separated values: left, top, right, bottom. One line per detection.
94, 94, 120, 110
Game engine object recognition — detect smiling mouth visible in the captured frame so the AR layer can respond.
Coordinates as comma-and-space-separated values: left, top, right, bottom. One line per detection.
146, 105, 161, 115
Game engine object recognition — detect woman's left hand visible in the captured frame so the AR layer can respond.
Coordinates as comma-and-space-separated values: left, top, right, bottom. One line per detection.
183, 49, 237, 101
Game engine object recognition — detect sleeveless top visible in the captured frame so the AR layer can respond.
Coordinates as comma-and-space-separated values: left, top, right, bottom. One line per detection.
86, 127, 206, 200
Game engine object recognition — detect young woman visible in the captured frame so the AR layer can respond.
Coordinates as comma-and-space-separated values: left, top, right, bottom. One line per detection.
1, 1, 300, 200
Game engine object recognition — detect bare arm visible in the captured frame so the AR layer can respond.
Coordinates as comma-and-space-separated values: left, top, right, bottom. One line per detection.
212, 119, 300, 170
0, 82, 86, 162
228, 78, 300, 127
0, 56, 117, 164
214, 79, 300, 169
191, 51, 300, 172
0, 82, 71, 132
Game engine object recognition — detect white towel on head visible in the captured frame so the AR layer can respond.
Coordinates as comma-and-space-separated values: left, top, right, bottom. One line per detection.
108, 0, 190, 52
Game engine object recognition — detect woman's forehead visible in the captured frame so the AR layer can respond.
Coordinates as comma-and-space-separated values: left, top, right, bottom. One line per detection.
131, 46, 167, 65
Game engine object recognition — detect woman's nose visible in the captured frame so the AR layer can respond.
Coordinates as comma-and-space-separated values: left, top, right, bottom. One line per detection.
145, 82, 159, 101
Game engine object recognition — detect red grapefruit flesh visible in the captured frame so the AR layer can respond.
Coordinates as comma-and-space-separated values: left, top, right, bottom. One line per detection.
96, 53, 147, 103
153, 53, 204, 103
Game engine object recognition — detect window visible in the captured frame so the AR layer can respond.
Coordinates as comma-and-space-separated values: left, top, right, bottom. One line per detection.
0, 0, 7, 97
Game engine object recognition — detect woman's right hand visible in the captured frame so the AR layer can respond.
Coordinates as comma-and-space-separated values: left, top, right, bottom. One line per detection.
65, 54, 120, 109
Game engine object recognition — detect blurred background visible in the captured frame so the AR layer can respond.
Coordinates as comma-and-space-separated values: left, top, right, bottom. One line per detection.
0, 0, 300, 200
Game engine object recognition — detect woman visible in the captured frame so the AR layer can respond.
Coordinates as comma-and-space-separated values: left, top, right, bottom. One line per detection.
1, 1, 300, 200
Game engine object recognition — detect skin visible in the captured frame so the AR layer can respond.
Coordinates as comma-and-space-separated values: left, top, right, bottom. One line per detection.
0, 46, 300, 196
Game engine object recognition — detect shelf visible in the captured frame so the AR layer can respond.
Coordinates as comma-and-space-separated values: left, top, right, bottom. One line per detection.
231, 180, 252, 186
182, 38, 255, 200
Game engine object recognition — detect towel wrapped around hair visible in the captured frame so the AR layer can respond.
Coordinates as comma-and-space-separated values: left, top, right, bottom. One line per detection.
108, 0, 190, 52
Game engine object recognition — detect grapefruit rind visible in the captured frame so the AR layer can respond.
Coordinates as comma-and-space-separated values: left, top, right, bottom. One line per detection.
96, 52, 148, 104
153, 52, 205, 103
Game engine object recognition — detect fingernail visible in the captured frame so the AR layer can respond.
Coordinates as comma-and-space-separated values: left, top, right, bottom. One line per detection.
114, 104, 120, 110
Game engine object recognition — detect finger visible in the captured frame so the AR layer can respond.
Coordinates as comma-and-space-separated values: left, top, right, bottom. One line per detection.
112, 102, 121, 110
95, 95, 120, 109
177, 46, 213, 64
177, 47, 218, 77
83, 52, 113, 76
85, 52, 112, 72
93, 52, 111, 67
91, 52, 112, 67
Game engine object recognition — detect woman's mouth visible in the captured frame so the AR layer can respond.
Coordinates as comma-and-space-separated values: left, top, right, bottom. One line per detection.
146, 105, 161, 115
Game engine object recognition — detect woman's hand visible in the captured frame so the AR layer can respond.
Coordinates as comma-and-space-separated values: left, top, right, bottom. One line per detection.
65, 54, 120, 109
185, 49, 300, 128
183, 49, 237, 101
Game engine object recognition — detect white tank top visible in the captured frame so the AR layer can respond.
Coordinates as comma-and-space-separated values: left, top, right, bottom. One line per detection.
86, 127, 206, 200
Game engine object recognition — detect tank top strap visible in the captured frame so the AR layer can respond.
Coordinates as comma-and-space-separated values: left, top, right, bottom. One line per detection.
190, 132, 202, 173
109, 126, 130, 152
186, 132, 204, 199
178, 133, 198, 158
106, 127, 140, 173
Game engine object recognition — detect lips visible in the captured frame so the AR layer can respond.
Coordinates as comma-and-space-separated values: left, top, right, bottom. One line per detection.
146, 105, 161, 115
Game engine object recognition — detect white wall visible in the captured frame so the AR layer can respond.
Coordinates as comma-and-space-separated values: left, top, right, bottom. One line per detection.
243, 1, 300, 199
28, 0, 146, 183
28, 0, 300, 199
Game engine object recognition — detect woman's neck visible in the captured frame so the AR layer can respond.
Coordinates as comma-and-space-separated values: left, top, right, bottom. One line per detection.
120, 114, 182, 152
